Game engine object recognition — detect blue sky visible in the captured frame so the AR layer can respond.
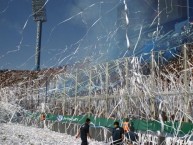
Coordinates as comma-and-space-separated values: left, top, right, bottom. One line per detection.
0, 0, 190, 70
0, 0, 123, 70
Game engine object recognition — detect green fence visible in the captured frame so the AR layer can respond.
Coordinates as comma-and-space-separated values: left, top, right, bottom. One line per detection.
26, 112, 193, 135
46, 114, 115, 128
132, 119, 193, 134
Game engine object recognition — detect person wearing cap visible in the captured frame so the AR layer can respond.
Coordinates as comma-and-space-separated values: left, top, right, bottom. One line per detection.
111, 121, 124, 145
76, 118, 92, 145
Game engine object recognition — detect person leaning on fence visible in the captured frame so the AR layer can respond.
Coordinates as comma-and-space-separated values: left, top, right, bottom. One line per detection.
76, 118, 92, 145
111, 121, 124, 145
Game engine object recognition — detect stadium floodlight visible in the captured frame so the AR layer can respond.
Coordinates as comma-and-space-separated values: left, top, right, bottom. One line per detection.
32, 0, 47, 71
32, 0, 46, 22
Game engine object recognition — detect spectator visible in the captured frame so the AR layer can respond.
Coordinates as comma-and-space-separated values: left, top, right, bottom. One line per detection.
76, 118, 92, 145
123, 118, 138, 144
122, 118, 130, 136
111, 121, 124, 145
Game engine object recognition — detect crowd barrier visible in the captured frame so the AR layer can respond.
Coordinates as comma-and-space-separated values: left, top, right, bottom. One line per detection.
26, 112, 193, 135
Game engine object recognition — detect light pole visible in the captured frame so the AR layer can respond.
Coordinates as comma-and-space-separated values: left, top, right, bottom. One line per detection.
32, 0, 46, 71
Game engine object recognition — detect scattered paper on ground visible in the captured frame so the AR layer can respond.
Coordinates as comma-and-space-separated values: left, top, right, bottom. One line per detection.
0, 123, 108, 145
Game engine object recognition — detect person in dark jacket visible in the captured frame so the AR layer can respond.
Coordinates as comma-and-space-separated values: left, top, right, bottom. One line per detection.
76, 118, 91, 145
111, 121, 124, 145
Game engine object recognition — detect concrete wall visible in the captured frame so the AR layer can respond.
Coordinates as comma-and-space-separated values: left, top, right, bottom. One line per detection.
46, 121, 112, 142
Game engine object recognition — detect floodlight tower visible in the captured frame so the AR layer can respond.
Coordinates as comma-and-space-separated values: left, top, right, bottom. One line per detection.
32, 0, 46, 71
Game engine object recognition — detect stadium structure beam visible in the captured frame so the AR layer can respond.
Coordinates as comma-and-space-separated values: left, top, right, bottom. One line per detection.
183, 44, 191, 122
105, 62, 109, 117
125, 58, 129, 114
75, 69, 78, 112
151, 51, 155, 118
88, 69, 92, 117
62, 74, 66, 116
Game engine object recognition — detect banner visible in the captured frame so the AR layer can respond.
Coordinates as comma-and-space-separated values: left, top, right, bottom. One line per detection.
26, 112, 193, 135
131, 119, 193, 135
46, 114, 115, 127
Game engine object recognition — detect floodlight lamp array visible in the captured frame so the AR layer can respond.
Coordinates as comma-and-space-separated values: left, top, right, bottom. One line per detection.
32, 0, 47, 22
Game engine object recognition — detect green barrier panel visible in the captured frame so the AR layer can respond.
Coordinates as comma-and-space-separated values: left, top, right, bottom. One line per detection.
46, 114, 58, 121
46, 114, 116, 127
180, 122, 193, 134
46, 114, 89, 124
89, 116, 116, 128
132, 120, 193, 135
25, 111, 40, 120
164, 121, 178, 134
164, 121, 193, 135
131, 119, 161, 132
27, 112, 193, 134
